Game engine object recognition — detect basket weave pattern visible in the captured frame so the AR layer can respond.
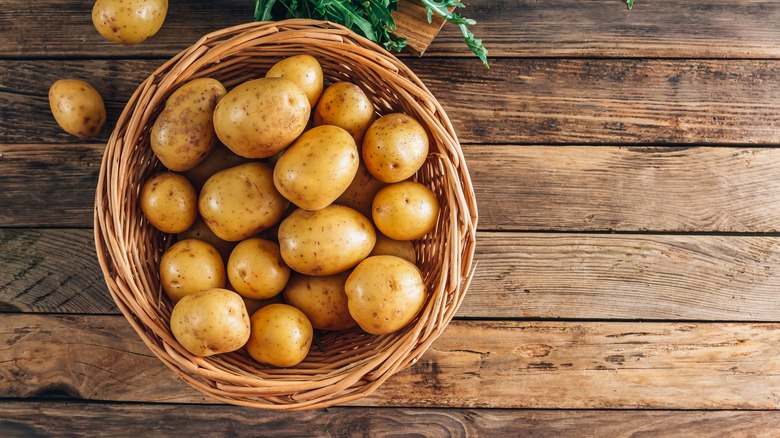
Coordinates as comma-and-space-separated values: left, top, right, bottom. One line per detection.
94, 19, 477, 410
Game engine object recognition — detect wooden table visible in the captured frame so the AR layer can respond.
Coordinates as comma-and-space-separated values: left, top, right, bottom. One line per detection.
3, 1, 780, 435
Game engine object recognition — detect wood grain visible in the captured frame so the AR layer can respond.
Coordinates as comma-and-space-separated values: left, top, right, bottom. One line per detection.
392, 0, 448, 56
6, 59, 780, 146
3, 315, 780, 409
0, 144, 101, 229
0, 229, 115, 314
468, 146, 780, 232
7, 144, 780, 232
5, 229, 780, 321
2, 402, 779, 438
6, 1, 780, 59
426, 0, 780, 59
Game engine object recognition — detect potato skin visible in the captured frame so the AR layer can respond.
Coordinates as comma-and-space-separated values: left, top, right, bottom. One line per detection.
314, 82, 375, 144
369, 233, 416, 264
345, 255, 426, 335
183, 142, 250, 190
213, 77, 310, 158
150, 78, 227, 171
170, 288, 250, 357
283, 271, 357, 331
177, 217, 236, 261
266, 54, 324, 108
273, 125, 359, 210
227, 238, 290, 300
48, 79, 106, 138
372, 181, 440, 241
246, 303, 313, 367
92, 0, 168, 45
160, 239, 226, 303
278, 205, 376, 276
334, 161, 386, 218
140, 172, 197, 234
362, 113, 429, 183
198, 162, 289, 242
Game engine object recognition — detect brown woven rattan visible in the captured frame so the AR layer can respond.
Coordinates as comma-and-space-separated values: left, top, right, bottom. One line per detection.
94, 19, 478, 410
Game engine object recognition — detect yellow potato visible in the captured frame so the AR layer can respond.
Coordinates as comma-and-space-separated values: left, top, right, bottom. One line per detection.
92, 0, 167, 45
48, 79, 105, 138
266, 54, 324, 108
170, 288, 250, 357
140, 172, 197, 234
183, 143, 251, 190
278, 205, 376, 276
213, 78, 310, 158
334, 160, 386, 218
177, 217, 236, 261
314, 82, 375, 144
369, 233, 416, 264
227, 238, 290, 300
372, 181, 440, 240
150, 78, 227, 171
160, 239, 226, 302
246, 303, 313, 367
273, 125, 359, 210
345, 255, 426, 335
283, 271, 357, 331
198, 162, 289, 242
362, 113, 429, 183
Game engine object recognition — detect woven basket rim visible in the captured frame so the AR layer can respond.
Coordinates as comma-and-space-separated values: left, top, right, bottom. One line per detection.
94, 19, 478, 411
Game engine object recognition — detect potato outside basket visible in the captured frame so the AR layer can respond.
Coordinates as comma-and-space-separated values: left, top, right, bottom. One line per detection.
94, 19, 477, 410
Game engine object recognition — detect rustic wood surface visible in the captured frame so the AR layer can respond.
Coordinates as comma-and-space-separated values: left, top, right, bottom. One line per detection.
2, 0, 780, 435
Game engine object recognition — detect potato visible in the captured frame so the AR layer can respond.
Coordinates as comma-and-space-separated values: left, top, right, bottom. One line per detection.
198, 162, 289, 242
140, 172, 197, 234
227, 238, 290, 300
283, 271, 357, 331
213, 78, 310, 158
334, 161, 386, 218
369, 233, 416, 264
150, 78, 227, 171
170, 288, 250, 357
160, 239, 226, 302
273, 125, 359, 210
48, 79, 106, 138
314, 82, 375, 143
92, 0, 167, 45
246, 303, 313, 367
266, 54, 324, 108
177, 217, 236, 261
345, 256, 426, 335
362, 113, 429, 183
278, 205, 376, 276
372, 181, 440, 241
183, 143, 251, 190
242, 294, 285, 317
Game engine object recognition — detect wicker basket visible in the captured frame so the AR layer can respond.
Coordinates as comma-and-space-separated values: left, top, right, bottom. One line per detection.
94, 19, 477, 410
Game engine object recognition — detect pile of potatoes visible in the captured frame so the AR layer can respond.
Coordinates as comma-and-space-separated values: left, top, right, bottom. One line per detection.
140, 55, 440, 368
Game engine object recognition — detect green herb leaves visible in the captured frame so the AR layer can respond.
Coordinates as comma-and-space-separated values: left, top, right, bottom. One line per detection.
253, 0, 487, 66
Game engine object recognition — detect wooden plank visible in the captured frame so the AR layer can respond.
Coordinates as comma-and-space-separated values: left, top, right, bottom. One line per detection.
0, 229, 115, 314
3, 315, 780, 409
426, 0, 780, 59
7, 144, 780, 232
2, 402, 780, 438
392, 0, 448, 56
470, 233, 780, 321
5, 229, 780, 321
5, 59, 780, 146
0, 144, 101, 229
469, 146, 780, 232
6, 1, 780, 59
